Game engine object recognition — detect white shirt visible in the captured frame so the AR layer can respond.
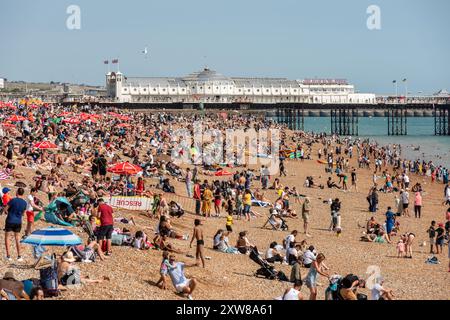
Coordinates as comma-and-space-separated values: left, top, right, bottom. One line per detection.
27, 194, 35, 212
401, 191, 409, 204
283, 288, 300, 300
403, 175, 410, 183
302, 250, 316, 265
285, 234, 295, 250
266, 248, 275, 259
371, 283, 384, 300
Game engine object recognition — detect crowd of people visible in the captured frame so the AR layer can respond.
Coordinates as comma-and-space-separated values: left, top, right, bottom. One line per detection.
0, 100, 449, 301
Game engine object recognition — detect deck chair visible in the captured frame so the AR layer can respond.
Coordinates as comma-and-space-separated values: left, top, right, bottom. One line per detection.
262, 213, 281, 230
251, 193, 271, 207
33, 244, 52, 269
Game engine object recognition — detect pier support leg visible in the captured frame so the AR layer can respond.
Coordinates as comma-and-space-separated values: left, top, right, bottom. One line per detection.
434, 105, 450, 135
331, 106, 358, 136
387, 105, 407, 135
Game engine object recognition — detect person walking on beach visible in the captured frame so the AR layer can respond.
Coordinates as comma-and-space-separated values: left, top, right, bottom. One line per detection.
401, 189, 410, 217
435, 223, 445, 254
189, 219, 205, 268
185, 168, 193, 198
368, 187, 378, 213
427, 221, 436, 254
202, 185, 213, 218
3, 188, 27, 262
385, 207, 396, 236
444, 183, 450, 206
243, 189, 252, 221
96, 198, 114, 256
301, 197, 312, 237
279, 160, 287, 177
193, 179, 201, 215
25, 187, 43, 237
350, 168, 358, 192
329, 198, 341, 231
260, 165, 269, 190
414, 191, 422, 218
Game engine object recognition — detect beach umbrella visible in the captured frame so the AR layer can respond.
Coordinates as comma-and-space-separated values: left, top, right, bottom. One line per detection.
108, 161, 143, 175
118, 115, 131, 121
63, 118, 81, 124
21, 226, 81, 246
58, 112, 73, 117
33, 141, 58, 149
1, 123, 16, 128
214, 170, 234, 177
7, 115, 26, 122
117, 123, 131, 128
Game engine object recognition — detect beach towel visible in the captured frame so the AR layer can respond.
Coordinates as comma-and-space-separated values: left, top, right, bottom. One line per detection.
425, 256, 439, 264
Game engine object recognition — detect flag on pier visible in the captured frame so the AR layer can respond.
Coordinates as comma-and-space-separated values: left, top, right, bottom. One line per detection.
112, 59, 119, 64
104, 60, 109, 64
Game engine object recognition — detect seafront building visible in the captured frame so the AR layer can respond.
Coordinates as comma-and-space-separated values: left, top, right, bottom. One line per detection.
106, 68, 376, 105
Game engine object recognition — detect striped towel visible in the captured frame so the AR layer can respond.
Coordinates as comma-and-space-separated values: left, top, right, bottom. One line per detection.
0, 170, 10, 180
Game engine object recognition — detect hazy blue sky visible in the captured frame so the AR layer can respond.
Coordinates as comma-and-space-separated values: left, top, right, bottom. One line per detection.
0, 0, 449, 94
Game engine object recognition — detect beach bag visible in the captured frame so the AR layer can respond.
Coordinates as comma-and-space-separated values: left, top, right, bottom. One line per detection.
39, 264, 60, 297
425, 256, 439, 264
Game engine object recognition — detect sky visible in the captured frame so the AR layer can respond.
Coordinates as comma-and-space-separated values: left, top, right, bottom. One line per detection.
0, 0, 449, 94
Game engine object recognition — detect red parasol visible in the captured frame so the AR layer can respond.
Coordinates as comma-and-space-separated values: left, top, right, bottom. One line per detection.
58, 112, 73, 117
1, 123, 16, 128
33, 141, 58, 149
107, 162, 143, 175
117, 123, 131, 128
7, 115, 26, 122
63, 118, 81, 124
214, 170, 234, 176
118, 115, 131, 121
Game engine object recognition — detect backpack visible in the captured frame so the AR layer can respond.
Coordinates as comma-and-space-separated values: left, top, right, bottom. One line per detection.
39, 260, 60, 297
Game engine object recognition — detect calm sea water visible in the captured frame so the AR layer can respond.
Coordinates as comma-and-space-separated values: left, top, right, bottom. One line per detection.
272, 116, 450, 168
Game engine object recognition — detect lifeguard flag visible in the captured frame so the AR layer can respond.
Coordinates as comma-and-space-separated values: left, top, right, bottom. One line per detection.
112, 59, 119, 64
104, 60, 109, 64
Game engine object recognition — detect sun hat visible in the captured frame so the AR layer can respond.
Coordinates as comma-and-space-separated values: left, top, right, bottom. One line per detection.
62, 251, 76, 263
3, 271, 15, 280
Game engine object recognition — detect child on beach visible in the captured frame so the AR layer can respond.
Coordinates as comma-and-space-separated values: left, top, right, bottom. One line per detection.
226, 210, 233, 232
396, 240, 405, 258
156, 250, 170, 290
427, 221, 436, 254
435, 223, 445, 254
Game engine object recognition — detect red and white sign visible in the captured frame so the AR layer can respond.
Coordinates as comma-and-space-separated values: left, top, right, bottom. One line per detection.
106, 196, 153, 211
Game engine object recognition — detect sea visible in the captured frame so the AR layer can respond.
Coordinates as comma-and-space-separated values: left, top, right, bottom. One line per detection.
271, 116, 450, 168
